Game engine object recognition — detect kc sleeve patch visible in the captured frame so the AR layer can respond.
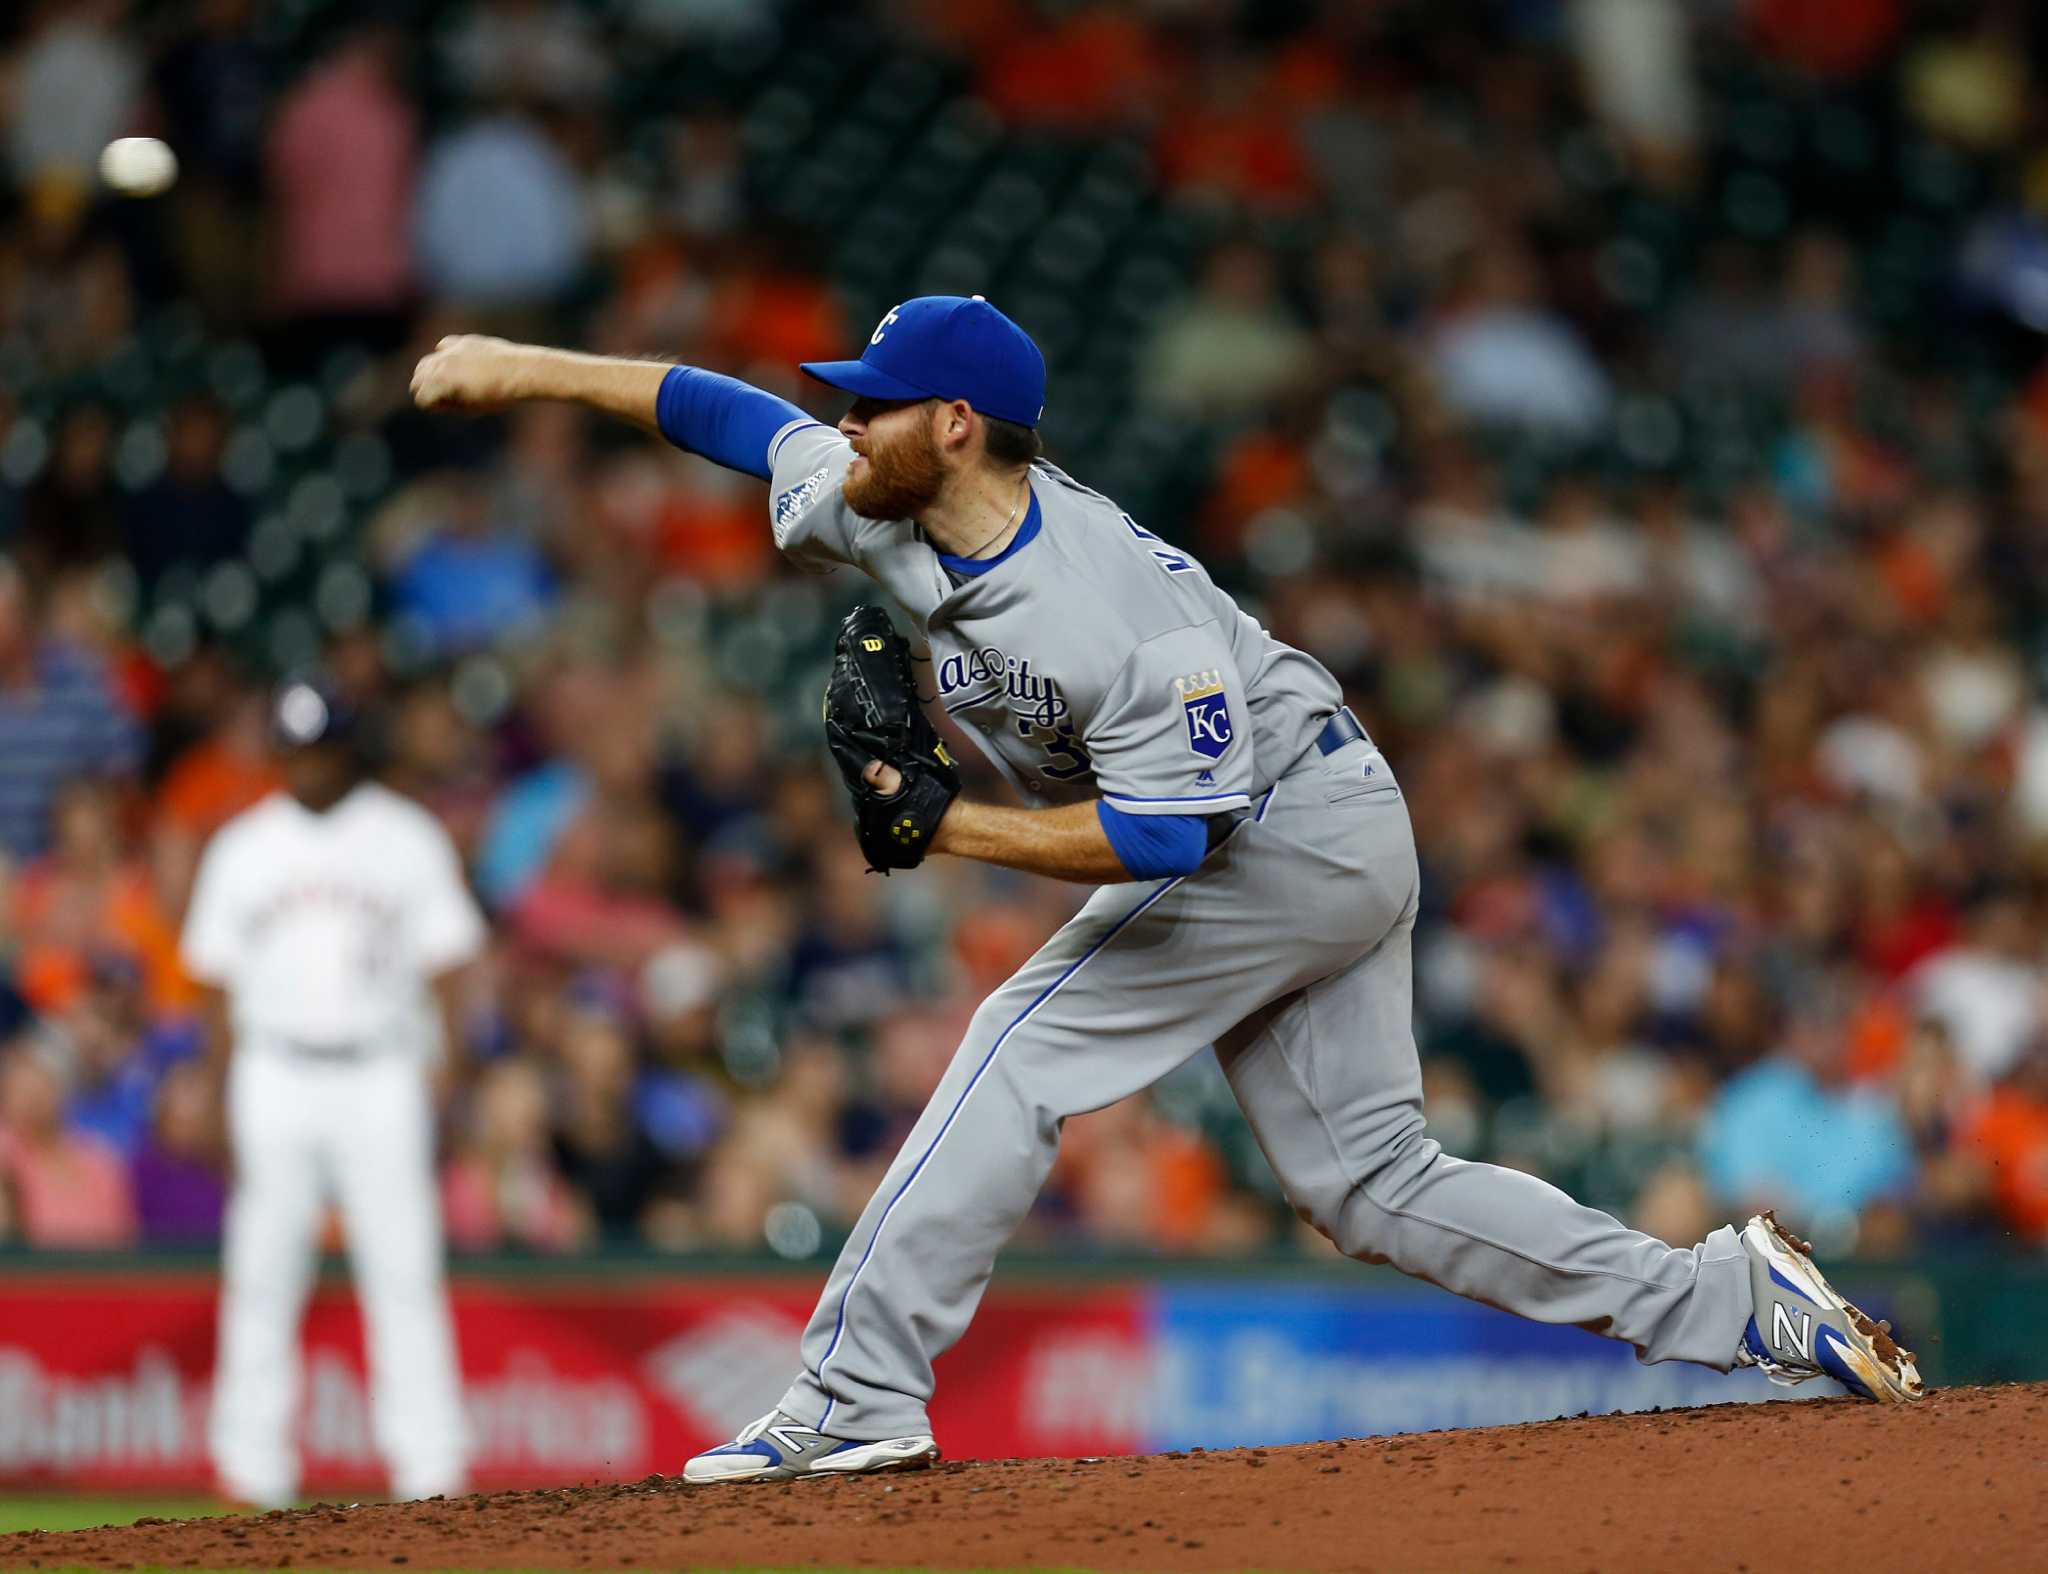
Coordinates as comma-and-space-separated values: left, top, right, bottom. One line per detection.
1174, 669, 1235, 760
1084, 628, 1253, 816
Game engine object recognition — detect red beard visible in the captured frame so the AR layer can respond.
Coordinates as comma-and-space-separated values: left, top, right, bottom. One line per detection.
843, 420, 946, 520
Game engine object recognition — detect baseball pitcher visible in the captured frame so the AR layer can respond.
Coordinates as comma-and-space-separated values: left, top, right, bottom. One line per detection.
180, 680, 483, 1505
411, 295, 1922, 1483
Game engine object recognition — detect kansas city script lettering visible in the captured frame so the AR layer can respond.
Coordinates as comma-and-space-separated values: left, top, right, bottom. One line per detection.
937, 647, 1069, 726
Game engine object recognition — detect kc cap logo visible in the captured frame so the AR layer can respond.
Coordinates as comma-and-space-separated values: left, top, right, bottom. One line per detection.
1174, 670, 1234, 760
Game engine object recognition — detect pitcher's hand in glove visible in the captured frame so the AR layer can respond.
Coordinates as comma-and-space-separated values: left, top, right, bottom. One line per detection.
824, 606, 961, 873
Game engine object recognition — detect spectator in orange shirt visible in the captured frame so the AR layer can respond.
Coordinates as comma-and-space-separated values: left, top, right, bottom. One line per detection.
704, 234, 848, 371
148, 669, 281, 917
655, 473, 776, 591
1154, 55, 1317, 212
13, 777, 193, 1019
976, 4, 1167, 131
1963, 1041, 2048, 1242
154, 681, 281, 849
1202, 423, 1310, 564
0, 1035, 137, 1248
1055, 1098, 1233, 1252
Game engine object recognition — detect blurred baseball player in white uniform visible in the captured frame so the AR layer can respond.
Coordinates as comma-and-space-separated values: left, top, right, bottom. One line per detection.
180, 678, 484, 1506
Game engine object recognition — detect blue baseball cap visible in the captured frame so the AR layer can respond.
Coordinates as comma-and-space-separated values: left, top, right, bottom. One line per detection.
801, 295, 1046, 428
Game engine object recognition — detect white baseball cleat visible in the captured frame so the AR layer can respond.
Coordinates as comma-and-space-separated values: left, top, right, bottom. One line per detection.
682, 1409, 940, 1484
1734, 1210, 1924, 1403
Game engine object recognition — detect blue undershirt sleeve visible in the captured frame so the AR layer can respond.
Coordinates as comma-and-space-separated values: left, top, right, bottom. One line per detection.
1095, 802, 1208, 880
655, 365, 809, 481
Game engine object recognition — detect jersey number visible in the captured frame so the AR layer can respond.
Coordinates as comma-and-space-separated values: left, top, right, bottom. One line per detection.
1017, 718, 1093, 781
1122, 512, 1193, 574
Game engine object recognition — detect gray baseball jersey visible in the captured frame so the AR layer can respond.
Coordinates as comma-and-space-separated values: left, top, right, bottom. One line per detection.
758, 416, 1753, 1443
768, 418, 1342, 813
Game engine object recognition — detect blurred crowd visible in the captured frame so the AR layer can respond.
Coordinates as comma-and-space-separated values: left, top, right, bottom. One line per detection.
3, 0, 2048, 1264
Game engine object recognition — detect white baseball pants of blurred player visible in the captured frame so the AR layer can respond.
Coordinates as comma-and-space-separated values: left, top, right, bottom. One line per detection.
211, 1042, 467, 1506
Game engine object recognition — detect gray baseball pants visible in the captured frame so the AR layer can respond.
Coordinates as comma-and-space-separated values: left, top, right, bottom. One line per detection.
777, 736, 1752, 1439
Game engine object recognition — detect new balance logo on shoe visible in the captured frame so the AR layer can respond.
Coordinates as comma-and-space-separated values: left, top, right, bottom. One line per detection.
765, 1422, 825, 1454
1773, 1301, 1814, 1362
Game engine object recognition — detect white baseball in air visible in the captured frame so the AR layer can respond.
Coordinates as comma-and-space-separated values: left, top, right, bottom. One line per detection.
99, 137, 179, 197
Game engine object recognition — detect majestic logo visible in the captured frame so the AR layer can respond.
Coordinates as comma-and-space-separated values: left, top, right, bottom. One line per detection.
1175, 670, 1234, 760
772, 467, 830, 545
1772, 1303, 1815, 1362
937, 646, 1068, 727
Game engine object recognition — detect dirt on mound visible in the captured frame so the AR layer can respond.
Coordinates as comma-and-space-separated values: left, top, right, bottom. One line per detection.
5, 1383, 2044, 1573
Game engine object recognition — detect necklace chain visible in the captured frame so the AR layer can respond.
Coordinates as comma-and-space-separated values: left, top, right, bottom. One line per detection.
956, 474, 1029, 561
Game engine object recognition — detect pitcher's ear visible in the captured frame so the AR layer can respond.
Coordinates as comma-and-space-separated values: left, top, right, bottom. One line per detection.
936, 398, 975, 449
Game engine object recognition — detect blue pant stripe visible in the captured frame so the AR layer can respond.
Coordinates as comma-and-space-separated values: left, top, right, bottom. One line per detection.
811, 872, 1188, 1427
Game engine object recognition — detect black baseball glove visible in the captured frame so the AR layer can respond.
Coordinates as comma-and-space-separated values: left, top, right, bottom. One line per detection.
823, 605, 961, 873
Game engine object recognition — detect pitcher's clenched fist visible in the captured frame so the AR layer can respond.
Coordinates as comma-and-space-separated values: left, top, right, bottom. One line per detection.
409, 334, 530, 411
407, 335, 669, 433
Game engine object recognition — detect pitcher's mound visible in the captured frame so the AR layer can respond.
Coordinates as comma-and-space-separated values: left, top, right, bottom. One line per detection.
4, 1382, 2043, 1572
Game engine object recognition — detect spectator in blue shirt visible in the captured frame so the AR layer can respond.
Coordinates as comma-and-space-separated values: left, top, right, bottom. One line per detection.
0, 561, 142, 862
1699, 997, 1914, 1228
383, 477, 556, 655
412, 112, 590, 308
